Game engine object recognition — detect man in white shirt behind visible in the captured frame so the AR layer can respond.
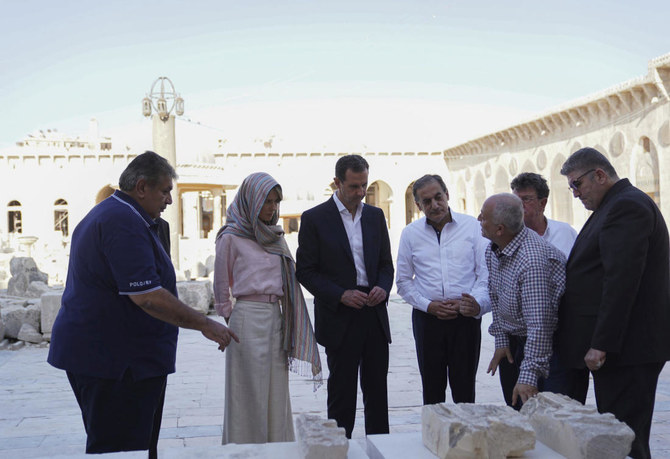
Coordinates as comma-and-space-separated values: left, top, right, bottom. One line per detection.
396, 174, 490, 404
510, 172, 577, 258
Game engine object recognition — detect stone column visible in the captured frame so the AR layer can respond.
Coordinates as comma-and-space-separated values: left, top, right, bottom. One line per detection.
213, 189, 223, 234
152, 114, 180, 268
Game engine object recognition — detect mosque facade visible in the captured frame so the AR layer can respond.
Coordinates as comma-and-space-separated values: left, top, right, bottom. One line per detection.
1, 53, 669, 285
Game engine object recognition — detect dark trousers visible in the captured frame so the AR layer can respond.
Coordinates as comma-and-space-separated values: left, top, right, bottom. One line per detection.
412, 309, 481, 404
325, 305, 389, 438
67, 369, 167, 458
498, 335, 568, 410
564, 362, 665, 459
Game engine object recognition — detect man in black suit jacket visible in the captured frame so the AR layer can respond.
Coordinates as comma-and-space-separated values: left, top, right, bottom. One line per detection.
296, 155, 394, 438
558, 147, 670, 459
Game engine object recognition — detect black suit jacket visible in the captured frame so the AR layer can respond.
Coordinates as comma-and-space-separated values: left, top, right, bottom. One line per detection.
156, 217, 171, 256
296, 197, 394, 349
558, 179, 670, 368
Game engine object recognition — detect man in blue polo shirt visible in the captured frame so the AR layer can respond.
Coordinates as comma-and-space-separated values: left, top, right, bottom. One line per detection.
48, 151, 238, 457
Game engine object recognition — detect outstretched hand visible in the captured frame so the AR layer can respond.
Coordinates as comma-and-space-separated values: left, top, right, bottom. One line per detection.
487, 347, 513, 376
201, 318, 239, 351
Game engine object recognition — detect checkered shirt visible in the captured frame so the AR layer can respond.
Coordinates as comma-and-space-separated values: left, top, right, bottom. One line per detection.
486, 227, 566, 386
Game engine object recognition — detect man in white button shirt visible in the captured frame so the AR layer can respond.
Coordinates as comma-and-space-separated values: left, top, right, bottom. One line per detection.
396, 174, 490, 404
510, 172, 577, 258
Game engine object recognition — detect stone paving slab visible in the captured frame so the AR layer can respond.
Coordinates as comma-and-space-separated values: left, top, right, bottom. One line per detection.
0, 296, 668, 458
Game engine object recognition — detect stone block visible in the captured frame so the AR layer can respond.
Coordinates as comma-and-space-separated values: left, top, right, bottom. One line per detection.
7, 257, 48, 296
295, 414, 349, 459
17, 323, 43, 344
3, 304, 27, 339
40, 291, 63, 335
0, 317, 5, 340
24, 303, 41, 331
176, 280, 211, 314
205, 255, 215, 277
422, 403, 535, 459
26, 281, 50, 298
520, 392, 634, 459
10, 257, 38, 276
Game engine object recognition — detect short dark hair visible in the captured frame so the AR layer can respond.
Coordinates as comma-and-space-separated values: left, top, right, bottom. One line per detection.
412, 174, 447, 201
119, 151, 177, 191
510, 172, 550, 199
560, 147, 618, 178
335, 155, 369, 182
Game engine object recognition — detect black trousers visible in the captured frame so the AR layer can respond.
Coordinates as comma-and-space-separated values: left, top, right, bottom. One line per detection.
412, 309, 481, 404
67, 369, 167, 458
324, 305, 389, 438
498, 334, 568, 410
564, 362, 665, 459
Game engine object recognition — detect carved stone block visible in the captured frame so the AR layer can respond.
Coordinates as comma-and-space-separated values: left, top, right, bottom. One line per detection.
520, 392, 634, 459
295, 414, 349, 459
422, 403, 535, 459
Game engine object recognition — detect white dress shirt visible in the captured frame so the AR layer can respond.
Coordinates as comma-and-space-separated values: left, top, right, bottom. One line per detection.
333, 192, 368, 287
543, 218, 578, 258
396, 210, 490, 316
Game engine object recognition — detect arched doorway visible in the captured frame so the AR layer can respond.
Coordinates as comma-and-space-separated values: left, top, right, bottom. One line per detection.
366, 180, 392, 228
550, 154, 573, 223
404, 182, 420, 224
635, 136, 660, 206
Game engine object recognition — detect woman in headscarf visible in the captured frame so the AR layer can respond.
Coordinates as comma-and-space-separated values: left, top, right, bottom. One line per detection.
213, 172, 321, 445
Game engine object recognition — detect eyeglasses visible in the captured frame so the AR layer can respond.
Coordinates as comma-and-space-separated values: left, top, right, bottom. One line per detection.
568, 169, 596, 192
519, 195, 538, 203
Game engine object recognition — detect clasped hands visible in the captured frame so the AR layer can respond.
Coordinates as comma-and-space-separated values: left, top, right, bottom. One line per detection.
427, 293, 480, 320
341, 287, 387, 309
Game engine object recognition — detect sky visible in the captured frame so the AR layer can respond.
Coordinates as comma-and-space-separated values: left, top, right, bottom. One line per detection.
1, 0, 669, 152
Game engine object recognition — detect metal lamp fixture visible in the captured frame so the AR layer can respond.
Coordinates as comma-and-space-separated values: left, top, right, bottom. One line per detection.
142, 77, 184, 121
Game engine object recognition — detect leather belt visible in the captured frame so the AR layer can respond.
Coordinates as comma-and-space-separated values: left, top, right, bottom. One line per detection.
237, 294, 280, 303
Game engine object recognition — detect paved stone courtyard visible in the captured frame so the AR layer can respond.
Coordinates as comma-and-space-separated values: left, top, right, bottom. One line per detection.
1, 296, 669, 458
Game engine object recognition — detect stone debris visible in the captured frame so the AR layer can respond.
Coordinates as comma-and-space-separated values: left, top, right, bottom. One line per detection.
40, 291, 63, 338
17, 323, 43, 344
26, 280, 50, 298
422, 403, 535, 459
3, 303, 28, 339
7, 257, 48, 297
176, 280, 213, 314
295, 414, 349, 459
9, 340, 25, 351
520, 392, 634, 459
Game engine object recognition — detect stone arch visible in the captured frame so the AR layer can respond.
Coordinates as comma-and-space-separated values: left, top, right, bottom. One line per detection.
473, 171, 486, 212
635, 136, 660, 206
550, 154, 573, 223
96, 185, 116, 204
493, 166, 509, 194
609, 131, 626, 157
405, 182, 420, 225
570, 141, 582, 156
7, 200, 22, 234
456, 178, 467, 213
366, 180, 392, 228
521, 159, 535, 174
54, 198, 69, 237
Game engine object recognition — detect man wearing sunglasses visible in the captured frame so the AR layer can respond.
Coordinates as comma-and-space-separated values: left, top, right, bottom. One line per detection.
558, 147, 670, 459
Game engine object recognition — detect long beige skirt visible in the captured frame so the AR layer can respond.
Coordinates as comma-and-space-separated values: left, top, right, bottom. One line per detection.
222, 299, 295, 444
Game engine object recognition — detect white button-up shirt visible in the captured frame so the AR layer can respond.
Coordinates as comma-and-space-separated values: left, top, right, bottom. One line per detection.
396, 210, 490, 316
543, 218, 578, 258
333, 192, 368, 287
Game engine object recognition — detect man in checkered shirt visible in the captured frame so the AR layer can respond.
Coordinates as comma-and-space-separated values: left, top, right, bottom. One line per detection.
478, 193, 566, 409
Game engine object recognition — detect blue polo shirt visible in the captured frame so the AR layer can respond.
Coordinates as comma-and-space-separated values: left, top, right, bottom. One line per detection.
48, 191, 179, 380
